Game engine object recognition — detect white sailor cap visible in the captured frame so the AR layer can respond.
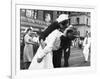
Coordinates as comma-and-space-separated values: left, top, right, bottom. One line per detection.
56, 14, 69, 23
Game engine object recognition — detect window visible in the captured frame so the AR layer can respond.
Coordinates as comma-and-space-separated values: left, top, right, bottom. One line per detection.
33, 10, 38, 19
76, 17, 80, 24
20, 9, 26, 17
45, 13, 51, 22
43, 11, 53, 22
57, 11, 62, 17
26, 9, 32, 18
87, 18, 88, 25
26, 9, 38, 19
77, 31, 80, 36
69, 19, 71, 25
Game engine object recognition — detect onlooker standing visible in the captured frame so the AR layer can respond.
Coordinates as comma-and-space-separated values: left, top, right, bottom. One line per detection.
78, 38, 83, 49
83, 33, 91, 63
23, 28, 36, 69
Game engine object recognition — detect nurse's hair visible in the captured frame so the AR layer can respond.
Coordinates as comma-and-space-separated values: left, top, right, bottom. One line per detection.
59, 19, 69, 26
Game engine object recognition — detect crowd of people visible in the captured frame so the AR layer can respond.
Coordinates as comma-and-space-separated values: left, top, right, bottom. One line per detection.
20, 14, 91, 69
20, 28, 39, 69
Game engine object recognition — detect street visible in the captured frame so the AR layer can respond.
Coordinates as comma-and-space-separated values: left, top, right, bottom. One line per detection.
21, 47, 90, 69
61, 47, 90, 67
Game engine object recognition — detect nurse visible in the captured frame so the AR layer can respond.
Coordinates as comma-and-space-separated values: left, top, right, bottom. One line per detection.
29, 14, 69, 69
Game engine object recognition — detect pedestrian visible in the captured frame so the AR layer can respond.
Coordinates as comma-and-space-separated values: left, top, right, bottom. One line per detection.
83, 33, 91, 63
23, 28, 37, 69
78, 38, 82, 49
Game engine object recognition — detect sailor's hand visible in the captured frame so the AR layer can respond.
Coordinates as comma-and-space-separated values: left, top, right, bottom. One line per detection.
66, 48, 69, 52
40, 39, 47, 49
37, 57, 44, 63
41, 42, 46, 49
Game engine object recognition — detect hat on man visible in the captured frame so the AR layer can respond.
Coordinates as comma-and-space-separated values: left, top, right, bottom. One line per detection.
56, 14, 69, 23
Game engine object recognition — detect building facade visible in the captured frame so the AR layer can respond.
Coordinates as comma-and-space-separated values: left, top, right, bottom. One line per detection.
20, 9, 91, 42
69, 12, 91, 37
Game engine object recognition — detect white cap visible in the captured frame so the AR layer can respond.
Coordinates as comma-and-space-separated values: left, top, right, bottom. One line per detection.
56, 14, 69, 23
68, 25, 73, 28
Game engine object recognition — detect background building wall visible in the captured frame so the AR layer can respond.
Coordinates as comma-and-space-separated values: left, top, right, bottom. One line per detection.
20, 9, 91, 38
70, 13, 91, 37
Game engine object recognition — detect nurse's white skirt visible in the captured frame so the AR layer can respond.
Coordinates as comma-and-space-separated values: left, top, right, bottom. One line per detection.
29, 45, 53, 70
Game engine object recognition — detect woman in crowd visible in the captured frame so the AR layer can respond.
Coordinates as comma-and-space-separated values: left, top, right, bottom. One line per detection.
23, 28, 37, 69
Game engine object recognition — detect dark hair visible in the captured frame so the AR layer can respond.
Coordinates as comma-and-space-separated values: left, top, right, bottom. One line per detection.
67, 29, 73, 33
59, 19, 69, 26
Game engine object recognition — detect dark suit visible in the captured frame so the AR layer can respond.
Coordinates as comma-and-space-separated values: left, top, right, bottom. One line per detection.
53, 36, 71, 67
53, 48, 62, 68
61, 36, 72, 67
